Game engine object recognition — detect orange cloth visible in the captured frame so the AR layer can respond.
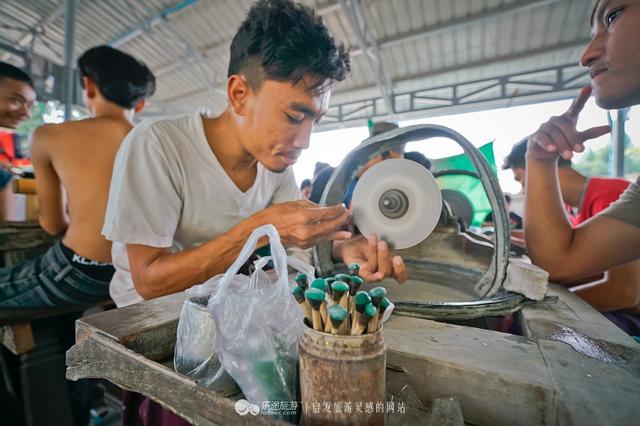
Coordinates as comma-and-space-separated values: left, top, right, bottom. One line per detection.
0, 131, 31, 166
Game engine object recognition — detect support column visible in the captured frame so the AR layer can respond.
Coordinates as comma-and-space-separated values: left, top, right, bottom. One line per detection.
63, 0, 76, 122
611, 109, 628, 177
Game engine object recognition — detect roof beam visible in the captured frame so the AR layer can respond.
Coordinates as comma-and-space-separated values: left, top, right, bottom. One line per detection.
63, 0, 77, 121
155, 37, 588, 107
339, 0, 395, 113
156, 0, 561, 98
351, 0, 561, 57
319, 62, 589, 130
0, 3, 65, 61
153, 1, 342, 78
339, 38, 590, 96
108, 0, 198, 47
0, 39, 27, 57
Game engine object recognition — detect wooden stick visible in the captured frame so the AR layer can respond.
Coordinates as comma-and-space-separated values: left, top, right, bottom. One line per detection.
349, 276, 364, 312
348, 263, 360, 277
352, 303, 377, 336
368, 287, 387, 309
325, 277, 336, 298
334, 273, 351, 285
311, 278, 328, 293
331, 281, 349, 306
351, 291, 371, 335
292, 286, 312, 323
305, 289, 325, 331
295, 273, 309, 290
328, 304, 348, 335
321, 302, 331, 333
330, 282, 350, 333
310, 278, 331, 331
367, 288, 386, 332
375, 297, 391, 331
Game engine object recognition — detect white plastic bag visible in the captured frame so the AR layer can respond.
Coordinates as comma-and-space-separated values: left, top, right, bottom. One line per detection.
208, 224, 311, 408
174, 224, 313, 408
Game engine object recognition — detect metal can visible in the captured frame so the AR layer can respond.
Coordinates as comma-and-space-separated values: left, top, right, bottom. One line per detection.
298, 324, 385, 425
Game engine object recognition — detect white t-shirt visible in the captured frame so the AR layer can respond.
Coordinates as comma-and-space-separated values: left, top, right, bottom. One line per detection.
102, 110, 301, 307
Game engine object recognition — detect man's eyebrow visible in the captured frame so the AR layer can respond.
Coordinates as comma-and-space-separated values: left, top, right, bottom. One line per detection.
594, 0, 614, 27
289, 102, 319, 118
9, 92, 28, 102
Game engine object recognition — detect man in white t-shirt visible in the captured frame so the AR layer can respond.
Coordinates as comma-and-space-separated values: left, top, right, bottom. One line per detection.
102, 0, 407, 307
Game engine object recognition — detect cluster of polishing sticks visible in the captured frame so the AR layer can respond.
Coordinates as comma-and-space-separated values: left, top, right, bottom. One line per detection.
292, 264, 391, 335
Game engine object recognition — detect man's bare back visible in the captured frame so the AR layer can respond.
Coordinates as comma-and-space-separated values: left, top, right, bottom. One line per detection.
31, 117, 131, 262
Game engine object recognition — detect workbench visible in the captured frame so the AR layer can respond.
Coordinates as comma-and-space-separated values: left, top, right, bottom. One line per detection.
65, 283, 640, 425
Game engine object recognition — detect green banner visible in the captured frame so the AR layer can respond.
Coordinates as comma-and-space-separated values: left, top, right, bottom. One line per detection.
432, 141, 496, 227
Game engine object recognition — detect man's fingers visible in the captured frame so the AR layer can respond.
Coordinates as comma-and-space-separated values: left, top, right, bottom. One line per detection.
360, 271, 383, 281
544, 122, 574, 160
367, 234, 378, 274
376, 241, 391, 278
308, 204, 349, 222
328, 231, 352, 241
566, 86, 592, 119
579, 125, 611, 141
392, 256, 407, 284
309, 211, 351, 239
530, 131, 556, 154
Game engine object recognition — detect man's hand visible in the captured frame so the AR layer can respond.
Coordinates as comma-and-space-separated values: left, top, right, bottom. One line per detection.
337, 234, 407, 283
261, 199, 352, 249
528, 86, 611, 162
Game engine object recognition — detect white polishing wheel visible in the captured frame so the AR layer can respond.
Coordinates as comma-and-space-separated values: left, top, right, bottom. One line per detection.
351, 158, 442, 249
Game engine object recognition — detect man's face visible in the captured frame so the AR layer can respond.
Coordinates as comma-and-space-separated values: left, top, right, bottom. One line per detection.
0, 77, 36, 129
239, 76, 330, 173
581, 0, 640, 109
512, 167, 526, 191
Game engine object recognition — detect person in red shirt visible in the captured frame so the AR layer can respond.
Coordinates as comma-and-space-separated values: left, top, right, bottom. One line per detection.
504, 138, 631, 224
567, 175, 630, 226
504, 137, 640, 335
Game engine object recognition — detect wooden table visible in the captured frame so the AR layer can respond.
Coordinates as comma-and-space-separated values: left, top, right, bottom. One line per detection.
66, 284, 640, 425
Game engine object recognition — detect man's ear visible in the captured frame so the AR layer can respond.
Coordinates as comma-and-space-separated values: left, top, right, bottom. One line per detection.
227, 75, 252, 116
133, 99, 146, 113
83, 77, 97, 100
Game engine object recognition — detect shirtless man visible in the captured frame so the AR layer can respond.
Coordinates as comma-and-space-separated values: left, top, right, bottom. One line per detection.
0, 46, 155, 307
0, 62, 37, 219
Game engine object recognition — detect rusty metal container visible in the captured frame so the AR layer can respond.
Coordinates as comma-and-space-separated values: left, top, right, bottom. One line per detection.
299, 323, 385, 425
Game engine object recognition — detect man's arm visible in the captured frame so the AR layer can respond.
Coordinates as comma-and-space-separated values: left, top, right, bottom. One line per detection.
571, 260, 640, 312
525, 86, 640, 281
127, 200, 352, 300
30, 125, 67, 235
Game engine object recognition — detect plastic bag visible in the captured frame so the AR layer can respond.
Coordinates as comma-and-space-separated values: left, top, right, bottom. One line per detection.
174, 293, 240, 395
174, 224, 313, 408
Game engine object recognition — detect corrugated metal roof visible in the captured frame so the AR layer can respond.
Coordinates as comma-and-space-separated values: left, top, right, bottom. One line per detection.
0, 0, 593, 123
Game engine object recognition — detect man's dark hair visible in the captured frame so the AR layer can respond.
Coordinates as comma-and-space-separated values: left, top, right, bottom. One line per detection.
0, 62, 34, 88
404, 151, 432, 171
369, 121, 398, 137
301, 178, 312, 190
502, 137, 571, 170
77, 46, 155, 109
228, 0, 350, 91
314, 162, 331, 177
